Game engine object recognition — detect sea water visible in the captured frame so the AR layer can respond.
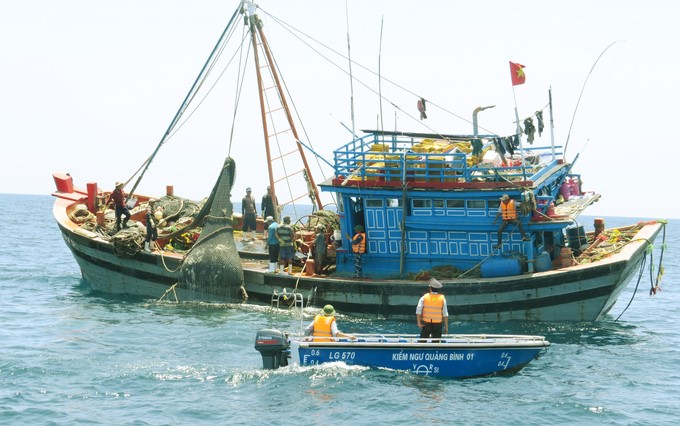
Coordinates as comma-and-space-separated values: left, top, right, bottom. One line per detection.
0, 194, 678, 425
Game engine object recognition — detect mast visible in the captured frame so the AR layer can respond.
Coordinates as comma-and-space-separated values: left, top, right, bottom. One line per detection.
246, 3, 323, 212
549, 87, 556, 161
247, 5, 277, 221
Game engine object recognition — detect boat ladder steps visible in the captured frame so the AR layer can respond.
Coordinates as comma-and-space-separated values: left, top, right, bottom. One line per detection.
271, 289, 304, 310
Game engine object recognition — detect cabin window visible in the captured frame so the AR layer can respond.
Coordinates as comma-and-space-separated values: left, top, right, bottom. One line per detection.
446, 200, 464, 209
488, 199, 501, 210
433, 199, 445, 216
386, 198, 403, 207
467, 200, 486, 209
412, 199, 431, 208
366, 199, 383, 208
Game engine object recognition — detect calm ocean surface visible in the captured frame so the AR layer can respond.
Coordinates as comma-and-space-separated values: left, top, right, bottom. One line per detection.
0, 194, 677, 425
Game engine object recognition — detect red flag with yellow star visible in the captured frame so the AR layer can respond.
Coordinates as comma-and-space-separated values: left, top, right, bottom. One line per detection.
509, 61, 526, 86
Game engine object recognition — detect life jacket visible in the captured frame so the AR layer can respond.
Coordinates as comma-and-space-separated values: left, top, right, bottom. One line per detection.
501, 199, 518, 220
352, 232, 366, 254
421, 293, 445, 323
312, 314, 335, 342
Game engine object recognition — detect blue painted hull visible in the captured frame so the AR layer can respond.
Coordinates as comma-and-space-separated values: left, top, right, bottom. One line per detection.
289, 334, 549, 378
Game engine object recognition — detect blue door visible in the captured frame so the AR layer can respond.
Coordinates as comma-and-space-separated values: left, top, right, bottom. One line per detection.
364, 198, 403, 255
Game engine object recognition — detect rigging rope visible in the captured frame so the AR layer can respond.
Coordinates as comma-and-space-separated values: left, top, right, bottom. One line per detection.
260, 7, 493, 139
126, 3, 244, 200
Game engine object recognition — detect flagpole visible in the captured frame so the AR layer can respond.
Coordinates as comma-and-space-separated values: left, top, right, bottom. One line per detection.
511, 85, 527, 180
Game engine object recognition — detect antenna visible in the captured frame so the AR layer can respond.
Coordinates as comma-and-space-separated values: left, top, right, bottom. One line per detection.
378, 16, 384, 133
345, 0, 356, 138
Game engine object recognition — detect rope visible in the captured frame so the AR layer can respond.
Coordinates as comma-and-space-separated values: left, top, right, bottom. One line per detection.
157, 242, 182, 273
614, 252, 647, 322
68, 205, 96, 223
158, 283, 180, 303
291, 260, 311, 294
613, 222, 667, 321
651, 223, 667, 295
457, 223, 521, 279
110, 227, 146, 257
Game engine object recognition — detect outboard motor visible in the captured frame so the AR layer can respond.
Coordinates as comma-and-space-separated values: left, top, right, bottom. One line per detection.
255, 329, 290, 369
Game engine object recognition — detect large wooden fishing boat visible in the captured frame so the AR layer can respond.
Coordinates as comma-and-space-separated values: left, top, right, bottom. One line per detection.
52, 1, 666, 321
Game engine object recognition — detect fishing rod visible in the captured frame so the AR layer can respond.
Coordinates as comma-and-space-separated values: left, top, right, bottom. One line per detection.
563, 40, 619, 160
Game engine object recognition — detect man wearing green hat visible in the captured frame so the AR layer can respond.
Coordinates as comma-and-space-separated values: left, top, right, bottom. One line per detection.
304, 304, 355, 341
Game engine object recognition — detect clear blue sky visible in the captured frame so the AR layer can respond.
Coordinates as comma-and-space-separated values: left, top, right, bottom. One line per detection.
2, 0, 677, 219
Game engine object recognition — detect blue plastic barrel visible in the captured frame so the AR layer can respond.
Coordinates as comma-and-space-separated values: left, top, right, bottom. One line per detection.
534, 252, 552, 272
481, 255, 522, 278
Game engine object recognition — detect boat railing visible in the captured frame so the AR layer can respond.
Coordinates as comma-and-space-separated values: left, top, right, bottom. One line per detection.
299, 333, 548, 346
333, 133, 564, 187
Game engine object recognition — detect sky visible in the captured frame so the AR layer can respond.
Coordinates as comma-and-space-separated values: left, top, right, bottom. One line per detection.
1, 0, 678, 219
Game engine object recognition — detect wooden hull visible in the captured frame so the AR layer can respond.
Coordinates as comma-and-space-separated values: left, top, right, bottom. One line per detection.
54, 196, 663, 321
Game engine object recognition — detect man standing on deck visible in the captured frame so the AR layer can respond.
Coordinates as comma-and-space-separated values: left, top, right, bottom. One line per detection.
416, 278, 449, 339
276, 216, 294, 274
241, 187, 257, 236
346, 225, 366, 278
144, 200, 160, 252
493, 194, 529, 248
261, 186, 277, 223
313, 225, 327, 275
265, 216, 279, 273
105, 181, 131, 232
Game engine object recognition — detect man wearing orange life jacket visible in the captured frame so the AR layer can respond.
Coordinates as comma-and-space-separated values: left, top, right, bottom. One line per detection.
493, 194, 529, 249
416, 278, 449, 339
346, 224, 366, 278
304, 304, 355, 342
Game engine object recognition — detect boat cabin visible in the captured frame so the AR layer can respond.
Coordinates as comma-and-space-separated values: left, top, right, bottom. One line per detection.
320, 130, 598, 279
